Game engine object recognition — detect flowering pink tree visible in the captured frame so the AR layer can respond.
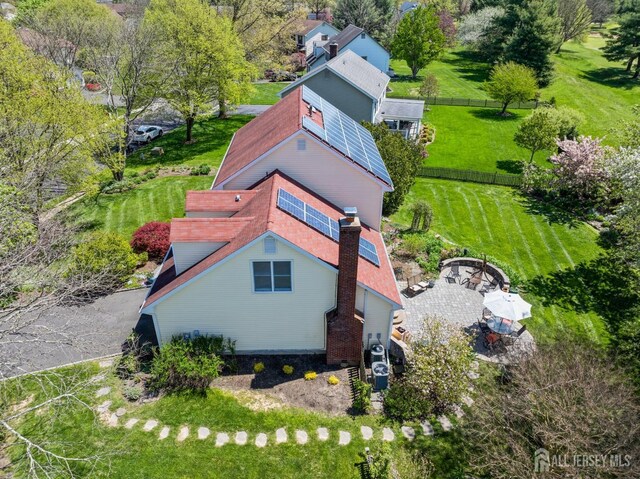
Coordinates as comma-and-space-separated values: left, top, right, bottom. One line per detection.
438, 10, 456, 47
549, 136, 610, 204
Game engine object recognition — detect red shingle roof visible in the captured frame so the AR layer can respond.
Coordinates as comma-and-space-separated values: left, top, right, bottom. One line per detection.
185, 190, 258, 213
169, 217, 254, 242
143, 171, 401, 309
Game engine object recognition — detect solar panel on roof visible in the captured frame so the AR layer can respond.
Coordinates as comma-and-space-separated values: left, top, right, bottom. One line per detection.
300, 87, 393, 187
276, 188, 380, 266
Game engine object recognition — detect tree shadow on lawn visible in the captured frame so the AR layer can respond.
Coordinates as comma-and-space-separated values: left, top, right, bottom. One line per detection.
526, 254, 640, 332
469, 108, 522, 121
517, 195, 580, 227
440, 50, 491, 85
579, 67, 639, 90
496, 160, 524, 174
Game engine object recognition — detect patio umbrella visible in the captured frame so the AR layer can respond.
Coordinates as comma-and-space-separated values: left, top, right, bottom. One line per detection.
483, 290, 532, 321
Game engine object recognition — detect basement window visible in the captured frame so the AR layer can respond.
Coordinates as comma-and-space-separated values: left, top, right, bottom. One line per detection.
252, 261, 292, 292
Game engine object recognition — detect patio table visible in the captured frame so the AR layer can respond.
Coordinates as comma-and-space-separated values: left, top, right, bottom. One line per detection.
486, 316, 517, 335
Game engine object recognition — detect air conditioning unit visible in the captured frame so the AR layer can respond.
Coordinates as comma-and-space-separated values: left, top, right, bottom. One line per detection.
371, 344, 385, 363
371, 361, 389, 390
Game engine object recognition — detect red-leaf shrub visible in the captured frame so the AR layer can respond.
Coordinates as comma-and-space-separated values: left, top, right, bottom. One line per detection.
130, 222, 170, 261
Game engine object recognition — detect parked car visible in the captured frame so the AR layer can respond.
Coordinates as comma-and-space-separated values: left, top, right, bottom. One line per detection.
132, 125, 163, 143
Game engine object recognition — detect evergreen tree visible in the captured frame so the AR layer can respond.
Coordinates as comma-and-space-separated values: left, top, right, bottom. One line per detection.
334, 0, 396, 43
603, 8, 640, 78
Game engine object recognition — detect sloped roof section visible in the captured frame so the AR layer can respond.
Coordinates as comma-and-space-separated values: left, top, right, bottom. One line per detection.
185, 190, 258, 213
323, 24, 363, 52
143, 171, 401, 309
213, 86, 392, 188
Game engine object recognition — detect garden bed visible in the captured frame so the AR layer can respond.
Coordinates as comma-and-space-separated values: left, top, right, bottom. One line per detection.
213, 355, 353, 416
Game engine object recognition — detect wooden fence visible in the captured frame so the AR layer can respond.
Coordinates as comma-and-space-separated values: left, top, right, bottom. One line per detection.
391, 95, 543, 110
417, 166, 523, 187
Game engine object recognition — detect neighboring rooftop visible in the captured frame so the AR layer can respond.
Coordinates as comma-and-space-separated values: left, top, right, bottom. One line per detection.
279, 50, 390, 101
321, 24, 363, 53
144, 171, 401, 309
213, 86, 393, 188
378, 98, 425, 121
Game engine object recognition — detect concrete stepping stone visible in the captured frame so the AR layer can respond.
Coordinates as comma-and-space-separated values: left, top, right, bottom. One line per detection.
468, 371, 480, 380
453, 405, 465, 418
295, 430, 308, 445
338, 431, 351, 446
401, 426, 416, 441
143, 419, 158, 432
89, 373, 106, 384
96, 400, 112, 413
124, 418, 139, 429
215, 432, 229, 447
159, 426, 170, 440
438, 415, 453, 432
275, 428, 287, 444
317, 428, 329, 441
382, 427, 395, 441
95, 387, 111, 398
471, 360, 479, 370
98, 358, 114, 368
177, 426, 189, 442
107, 413, 118, 427
255, 433, 267, 448
360, 426, 373, 440
115, 407, 126, 417
198, 427, 210, 440
421, 421, 434, 436
235, 431, 248, 445
462, 395, 474, 407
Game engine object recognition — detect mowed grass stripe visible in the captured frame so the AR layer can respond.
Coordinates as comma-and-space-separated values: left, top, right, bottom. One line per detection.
467, 189, 494, 242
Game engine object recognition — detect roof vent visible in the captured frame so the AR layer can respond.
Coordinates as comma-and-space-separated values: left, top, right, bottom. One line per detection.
344, 206, 357, 223
235, 194, 241, 202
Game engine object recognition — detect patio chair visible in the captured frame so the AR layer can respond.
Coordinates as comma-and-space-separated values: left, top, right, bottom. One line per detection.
446, 264, 461, 282
514, 325, 527, 338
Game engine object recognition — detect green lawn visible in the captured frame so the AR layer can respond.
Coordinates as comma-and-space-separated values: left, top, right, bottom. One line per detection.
69, 176, 211, 239
246, 82, 289, 105
4, 363, 464, 479
392, 179, 607, 343
128, 115, 252, 174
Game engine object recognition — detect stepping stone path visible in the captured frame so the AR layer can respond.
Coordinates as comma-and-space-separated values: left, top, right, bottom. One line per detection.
159, 427, 170, 440
275, 428, 287, 444
143, 420, 158, 432
177, 426, 189, 442
462, 395, 474, 407
255, 433, 267, 448
382, 428, 395, 442
295, 430, 308, 445
198, 427, 210, 440
115, 407, 126, 417
338, 431, 351, 446
360, 426, 373, 440
471, 360, 479, 370
235, 431, 248, 446
96, 400, 112, 413
421, 421, 434, 436
215, 432, 229, 447
107, 413, 118, 427
95, 387, 111, 398
98, 358, 114, 368
438, 415, 453, 432
317, 428, 329, 441
89, 374, 105, 384
468, 371, 480, 380
453, 405, 465, 419
124, 418, 139, 429
401, 426, 415, 441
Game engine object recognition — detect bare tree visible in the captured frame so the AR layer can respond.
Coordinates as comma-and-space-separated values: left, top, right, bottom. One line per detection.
463, 342, 640, 479
556, 0, 592, 52
586, 0, 615, 27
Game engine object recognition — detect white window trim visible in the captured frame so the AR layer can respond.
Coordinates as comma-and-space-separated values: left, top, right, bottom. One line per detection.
251, 260, 294, 294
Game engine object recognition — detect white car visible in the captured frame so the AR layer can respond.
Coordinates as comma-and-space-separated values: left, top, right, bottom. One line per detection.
132, 125, 163, 143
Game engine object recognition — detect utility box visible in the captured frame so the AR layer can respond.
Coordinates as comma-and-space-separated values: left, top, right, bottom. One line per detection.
371, 344, 385, 363
372, 361, 389, 390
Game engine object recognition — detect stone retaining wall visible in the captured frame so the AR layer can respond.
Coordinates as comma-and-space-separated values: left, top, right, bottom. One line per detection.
440, 257, 510, 288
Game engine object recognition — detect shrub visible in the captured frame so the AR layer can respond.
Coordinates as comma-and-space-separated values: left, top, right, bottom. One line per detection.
67, 232, 140, 294
401, 233, 428, 258
101, 178, 136, 194
115, 353, 139, 379
352, 379, 372, 413
190, 164, 211, 176
327, 375, 340, 385
149, 336, 227, 393
130, 222, 171, 261
253, 362, 265, 373
384, 378, 428, 421
304, 371, 317, 381
123, 385, 143, 402
282, 365, 294, 375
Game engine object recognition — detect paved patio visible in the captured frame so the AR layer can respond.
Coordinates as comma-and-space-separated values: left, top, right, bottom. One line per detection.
397, 267, 535, 363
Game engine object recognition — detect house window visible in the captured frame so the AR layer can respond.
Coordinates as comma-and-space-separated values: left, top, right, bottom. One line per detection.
297, 35, 304, 44
252, 261, 292, 292
321, 34, 328, 41
360, 32, 366, 39
297, 139, 306, 151
264, 237, 276, 254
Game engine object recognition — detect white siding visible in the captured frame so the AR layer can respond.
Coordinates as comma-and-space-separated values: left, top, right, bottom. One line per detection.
172, 242, 226, 275
218, 133, 385, 230
152, 237, 338, 352
186, 211, 234, 218
360, 288, 394, 350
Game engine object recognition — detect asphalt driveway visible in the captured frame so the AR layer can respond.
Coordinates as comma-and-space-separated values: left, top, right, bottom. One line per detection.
1, 289, 148, 378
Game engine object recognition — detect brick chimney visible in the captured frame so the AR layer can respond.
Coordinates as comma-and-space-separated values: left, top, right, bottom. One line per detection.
326, 207, 363, 365
329, 42, 338, 59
